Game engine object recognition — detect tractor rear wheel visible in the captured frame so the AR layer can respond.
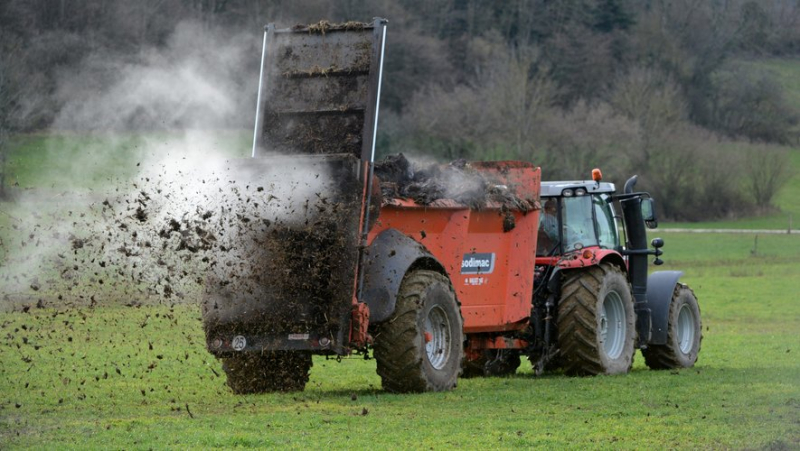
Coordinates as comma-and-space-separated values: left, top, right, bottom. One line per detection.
463, 350, 521, 378
557, 264, 635, 375
642, 284, 702, 369
374, 270, 464, 392
222, 351, 312, 394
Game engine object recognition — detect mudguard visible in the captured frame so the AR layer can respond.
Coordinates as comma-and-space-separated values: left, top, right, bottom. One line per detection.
544, 251, 627, 300
555, 248, 626, 271
360, 228, 445, 323
646, 270, 684, 345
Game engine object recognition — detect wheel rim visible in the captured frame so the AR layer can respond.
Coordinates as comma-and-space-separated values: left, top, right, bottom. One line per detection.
599, 290, 626, 360
677, 303, 696, 354
425, 305, 452, 370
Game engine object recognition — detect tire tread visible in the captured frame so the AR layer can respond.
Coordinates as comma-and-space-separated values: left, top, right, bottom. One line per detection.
373, 270, 463, 392
557, 264, 634, 376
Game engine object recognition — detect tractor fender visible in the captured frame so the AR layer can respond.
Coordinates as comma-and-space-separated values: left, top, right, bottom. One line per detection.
556, 249, 626, 272
546, 250, 626, 296
597, 250, 626, 272
360, 228, 446, 323
646, 270, 684, 345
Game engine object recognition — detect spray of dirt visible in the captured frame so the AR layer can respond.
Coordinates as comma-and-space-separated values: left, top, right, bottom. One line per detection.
0, 21, 336, 313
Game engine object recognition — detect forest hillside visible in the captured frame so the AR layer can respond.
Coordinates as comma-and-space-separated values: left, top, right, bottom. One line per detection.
1, 0, 799, 220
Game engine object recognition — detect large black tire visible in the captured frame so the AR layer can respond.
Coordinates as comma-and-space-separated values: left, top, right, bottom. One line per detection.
463, 350, 521, 378
642, 284, 702, 369
373, 270, 464, 393
557, 264, 636, 376
222, 351, 312, 394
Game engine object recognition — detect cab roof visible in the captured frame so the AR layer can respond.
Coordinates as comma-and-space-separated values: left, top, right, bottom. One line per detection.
541, 181, 616, 197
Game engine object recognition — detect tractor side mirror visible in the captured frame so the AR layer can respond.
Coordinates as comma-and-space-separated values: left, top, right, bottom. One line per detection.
641, 198, 657, 229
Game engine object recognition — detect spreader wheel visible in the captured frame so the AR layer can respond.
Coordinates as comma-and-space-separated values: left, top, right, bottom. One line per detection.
557, 263, 636, 375
222, 351, 312, 394
642, 284, 702, 369
374, 270, 464, 392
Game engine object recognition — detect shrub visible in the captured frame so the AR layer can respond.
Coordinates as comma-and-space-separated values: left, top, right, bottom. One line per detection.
708, 63, 798, 144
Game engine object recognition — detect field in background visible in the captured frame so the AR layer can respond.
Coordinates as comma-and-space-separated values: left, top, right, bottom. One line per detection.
668, 145, 800, 231
3, 132, 251, 190
4, 130, 800, 232
0, 131, 251, 279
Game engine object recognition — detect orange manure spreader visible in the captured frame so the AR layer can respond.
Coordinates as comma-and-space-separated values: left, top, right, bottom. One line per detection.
201, 19, 701, 393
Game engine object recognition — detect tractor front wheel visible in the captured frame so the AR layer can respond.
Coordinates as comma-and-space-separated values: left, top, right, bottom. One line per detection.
642, 284, 702, 369
374, 270, 464, 392
557, 264, 636, 375
222, 351, 312, 394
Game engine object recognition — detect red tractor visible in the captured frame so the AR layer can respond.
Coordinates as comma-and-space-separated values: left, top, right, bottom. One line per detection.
463, 171, 702, 379
200, 19, 702, 393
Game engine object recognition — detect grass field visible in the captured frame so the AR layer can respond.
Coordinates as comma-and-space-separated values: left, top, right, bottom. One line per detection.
1, 232, 798, 449
2, 133, 800, 449
3, 131, 251, 190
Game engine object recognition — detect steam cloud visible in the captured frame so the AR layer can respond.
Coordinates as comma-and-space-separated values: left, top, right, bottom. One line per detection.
53, 21, 255, 132
0, 20, 335, 312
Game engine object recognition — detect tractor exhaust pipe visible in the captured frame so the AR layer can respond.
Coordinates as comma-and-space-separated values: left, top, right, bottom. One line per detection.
623, 175, 638, 195
619, 175, 650, 344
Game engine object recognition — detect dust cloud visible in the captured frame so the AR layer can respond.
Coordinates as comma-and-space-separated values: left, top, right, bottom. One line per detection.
0, 21, 335, 312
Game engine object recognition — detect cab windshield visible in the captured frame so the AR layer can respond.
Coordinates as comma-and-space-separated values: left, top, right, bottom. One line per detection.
562, 196, 598, 252
536, 194, 619, 256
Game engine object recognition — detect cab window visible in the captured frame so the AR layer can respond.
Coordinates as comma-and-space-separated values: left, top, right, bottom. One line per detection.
537, 197, 560, 256
562, 196, 598, 252
592, 194, 619, 250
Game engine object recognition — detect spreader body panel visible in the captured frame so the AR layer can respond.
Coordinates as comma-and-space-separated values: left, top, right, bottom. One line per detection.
368, 162, 541, 333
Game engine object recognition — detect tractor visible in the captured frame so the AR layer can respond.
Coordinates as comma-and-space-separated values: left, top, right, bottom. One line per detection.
463, 170, 702, 378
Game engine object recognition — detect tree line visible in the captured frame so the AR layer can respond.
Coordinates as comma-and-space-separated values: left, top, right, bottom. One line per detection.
1, 0, 798, 219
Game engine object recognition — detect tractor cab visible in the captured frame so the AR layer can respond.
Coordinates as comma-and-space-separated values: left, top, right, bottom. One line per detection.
536, 179, 620, 257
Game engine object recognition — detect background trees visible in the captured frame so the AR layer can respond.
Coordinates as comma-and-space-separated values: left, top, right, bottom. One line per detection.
0, 0, 797, 218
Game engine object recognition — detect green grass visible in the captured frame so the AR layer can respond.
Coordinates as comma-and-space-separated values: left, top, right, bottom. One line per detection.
0, 131, 251, 267
1, 232, 798, 449
655, 232, 800, 265
4, 131, 250, 190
